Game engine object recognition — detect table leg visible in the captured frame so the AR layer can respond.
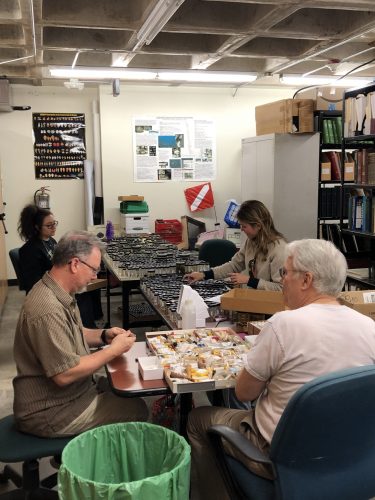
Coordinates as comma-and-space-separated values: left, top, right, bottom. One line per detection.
179, 393, 193, 438
122, 281, 132, 329
106, 268, 111, 327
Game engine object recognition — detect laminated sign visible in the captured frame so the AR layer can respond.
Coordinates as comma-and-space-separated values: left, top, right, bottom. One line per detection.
184, 182, 214, 212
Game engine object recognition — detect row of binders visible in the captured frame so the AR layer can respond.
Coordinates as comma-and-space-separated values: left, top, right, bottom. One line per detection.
319, 186, 349, 219
320, 149, 375, 184
348, 189, 375, 233
320, 223, 361, 254
344, 92, 375, 137
321, 117, 342, 144
320, 151, 354, 181
352, 149, 375, 185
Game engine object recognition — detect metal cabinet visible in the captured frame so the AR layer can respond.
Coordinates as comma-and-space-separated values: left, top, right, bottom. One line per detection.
241, 133, 320, 242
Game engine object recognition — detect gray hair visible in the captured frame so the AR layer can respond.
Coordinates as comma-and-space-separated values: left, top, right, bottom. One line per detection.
52, 230, 106, 266
285, 239, 347, 296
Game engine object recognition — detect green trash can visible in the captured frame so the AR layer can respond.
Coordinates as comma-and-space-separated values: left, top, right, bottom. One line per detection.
58, 422, 191, 500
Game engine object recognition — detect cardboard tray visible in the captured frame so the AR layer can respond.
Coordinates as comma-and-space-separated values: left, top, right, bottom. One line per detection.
146, 327, 244, 394
338, 290, 375, 320
220, 288, 285, 314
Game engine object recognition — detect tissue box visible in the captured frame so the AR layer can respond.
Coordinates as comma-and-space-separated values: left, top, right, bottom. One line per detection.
138, 356, 164, 380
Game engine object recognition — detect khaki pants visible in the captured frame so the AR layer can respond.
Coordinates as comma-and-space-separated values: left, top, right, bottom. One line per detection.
187, 406, 273, 500
58, 377, 148, 436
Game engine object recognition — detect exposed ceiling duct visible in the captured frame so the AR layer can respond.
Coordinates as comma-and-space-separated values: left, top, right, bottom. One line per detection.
0, 0, 375, 88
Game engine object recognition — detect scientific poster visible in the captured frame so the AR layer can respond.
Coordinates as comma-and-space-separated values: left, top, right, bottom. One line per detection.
133, 117, 216, 182
33, 112, 86, 179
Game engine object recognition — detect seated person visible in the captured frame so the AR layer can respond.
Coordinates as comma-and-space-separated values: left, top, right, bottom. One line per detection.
13, 230, 148, 437
185, 200, 286, 290
187, 239, 375, 500
18, 204, 103, 328
18, 204, 57, 292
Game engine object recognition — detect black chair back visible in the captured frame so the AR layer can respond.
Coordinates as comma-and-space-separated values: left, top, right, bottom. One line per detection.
9, 248, 26, 291
198, 239, 237, 267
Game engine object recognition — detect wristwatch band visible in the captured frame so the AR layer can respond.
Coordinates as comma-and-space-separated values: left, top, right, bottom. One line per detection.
100, 329, 108, 345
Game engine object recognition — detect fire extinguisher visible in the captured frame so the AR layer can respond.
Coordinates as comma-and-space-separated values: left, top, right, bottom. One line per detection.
34, 186, 50, 209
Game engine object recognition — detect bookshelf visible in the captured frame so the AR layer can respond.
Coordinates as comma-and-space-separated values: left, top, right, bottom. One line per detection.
316, 111, 344, 244
339, 82, 375, 279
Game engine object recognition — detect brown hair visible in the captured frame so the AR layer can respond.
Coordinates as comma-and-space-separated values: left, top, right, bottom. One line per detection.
236, 200, 285, 259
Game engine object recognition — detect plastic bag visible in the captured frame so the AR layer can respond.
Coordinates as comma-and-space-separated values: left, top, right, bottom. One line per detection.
58, 422, 191, 500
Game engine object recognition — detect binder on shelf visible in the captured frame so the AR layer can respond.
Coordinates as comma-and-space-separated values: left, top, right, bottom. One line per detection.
327, 151, 341, 181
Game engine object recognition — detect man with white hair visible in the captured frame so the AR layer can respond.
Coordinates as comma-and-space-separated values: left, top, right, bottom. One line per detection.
188, 239, 375, 500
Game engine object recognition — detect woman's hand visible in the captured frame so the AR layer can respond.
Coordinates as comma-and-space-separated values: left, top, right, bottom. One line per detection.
229, 273, 249, 285
184, 272, 205, 284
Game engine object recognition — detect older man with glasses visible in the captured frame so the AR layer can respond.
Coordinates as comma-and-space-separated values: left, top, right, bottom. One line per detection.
187, 238, 375, 500
13, 230, 148, 438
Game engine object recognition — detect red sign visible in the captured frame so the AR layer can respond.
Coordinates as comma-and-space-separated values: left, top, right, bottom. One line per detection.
184, 182, 214, 212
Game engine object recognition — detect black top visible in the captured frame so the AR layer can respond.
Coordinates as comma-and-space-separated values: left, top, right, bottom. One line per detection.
19, 237, 57, 293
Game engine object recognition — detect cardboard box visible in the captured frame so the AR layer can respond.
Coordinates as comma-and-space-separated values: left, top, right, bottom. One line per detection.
86, 278, 107, 292
118, 195, 144, 201
120, 213, 150, 234
303, 87, 344, 111
344, 161, 355, 182
338, 290, 375, 320
255, 99, 314, 135
220, 288, 285, 315
246, 320, 267, 335
225, 228, 242, 248
321, 161, 331, 181
138, 356, 164, 380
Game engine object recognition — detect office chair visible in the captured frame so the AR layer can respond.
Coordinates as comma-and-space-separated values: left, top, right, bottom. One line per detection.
0, 415, 73, 499
208, 365, 375, 500
198, 239, 237, 267
8, 248, 25, 291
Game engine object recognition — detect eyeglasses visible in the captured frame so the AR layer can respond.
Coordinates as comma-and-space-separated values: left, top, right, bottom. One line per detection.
43, 221, 58, 228
76, 258, 101, 275
279, 267, 305, 278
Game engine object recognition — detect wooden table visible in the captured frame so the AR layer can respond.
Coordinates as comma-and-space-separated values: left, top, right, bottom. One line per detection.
106, 342, 194, 436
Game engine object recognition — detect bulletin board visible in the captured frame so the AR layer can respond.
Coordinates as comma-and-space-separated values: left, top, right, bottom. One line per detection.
33, 112, 86, 179
133, 116, 216, 182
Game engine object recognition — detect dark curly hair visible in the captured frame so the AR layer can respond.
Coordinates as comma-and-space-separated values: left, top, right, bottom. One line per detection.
18, 204, 53, 241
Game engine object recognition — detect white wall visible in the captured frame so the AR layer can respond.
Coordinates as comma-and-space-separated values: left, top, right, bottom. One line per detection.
0, 83, 293, 279
0, 85, 98, 279
99, 84, 293, 230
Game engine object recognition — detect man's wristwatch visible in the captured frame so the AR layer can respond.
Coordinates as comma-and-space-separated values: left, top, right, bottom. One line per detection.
100, 329, 108, 345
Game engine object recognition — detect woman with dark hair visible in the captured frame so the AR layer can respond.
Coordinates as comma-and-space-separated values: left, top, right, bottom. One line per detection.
17, 204, 103, 328
186, 200, 286, 291
18, 204, 58, 293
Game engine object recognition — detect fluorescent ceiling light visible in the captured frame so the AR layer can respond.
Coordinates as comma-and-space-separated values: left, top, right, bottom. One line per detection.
49, 67, 157, 80
158, 71, 257, 83
281, 75, 373, 87
49, 67, 257, 84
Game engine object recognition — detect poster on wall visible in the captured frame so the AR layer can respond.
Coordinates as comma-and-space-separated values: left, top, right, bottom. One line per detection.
133, 117, 216, 182
33, 112, 86, 179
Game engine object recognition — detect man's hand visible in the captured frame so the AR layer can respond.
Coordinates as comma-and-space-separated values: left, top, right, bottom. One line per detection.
105, 327, 135, 343
109, 332, 136, 357
229, 273, 249, 285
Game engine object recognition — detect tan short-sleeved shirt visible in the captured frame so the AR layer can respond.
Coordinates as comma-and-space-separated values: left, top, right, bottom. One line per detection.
244, 304, 375, 443
13, 272, 98, 436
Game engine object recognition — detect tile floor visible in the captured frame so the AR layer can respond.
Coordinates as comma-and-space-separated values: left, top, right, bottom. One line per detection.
0, 286, 203, 498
